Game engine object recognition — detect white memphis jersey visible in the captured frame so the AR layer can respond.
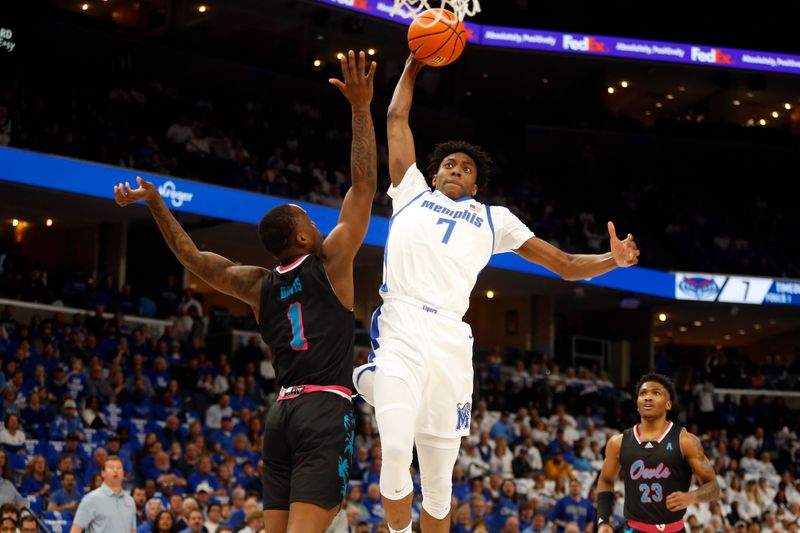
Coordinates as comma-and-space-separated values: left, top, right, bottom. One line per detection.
381, 163, 535, 317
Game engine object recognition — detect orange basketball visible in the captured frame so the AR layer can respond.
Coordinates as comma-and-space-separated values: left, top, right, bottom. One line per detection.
407, 8, 467, 67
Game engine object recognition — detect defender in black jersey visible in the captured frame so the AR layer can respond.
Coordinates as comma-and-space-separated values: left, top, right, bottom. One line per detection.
595, 373, 719, 533
115, 50, 377, 533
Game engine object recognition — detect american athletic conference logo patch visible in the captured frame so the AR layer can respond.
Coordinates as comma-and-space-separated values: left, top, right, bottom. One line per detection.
456, 402, 472, 430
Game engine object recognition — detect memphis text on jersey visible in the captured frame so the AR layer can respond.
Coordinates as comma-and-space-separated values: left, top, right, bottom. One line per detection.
421, 200, 483, 228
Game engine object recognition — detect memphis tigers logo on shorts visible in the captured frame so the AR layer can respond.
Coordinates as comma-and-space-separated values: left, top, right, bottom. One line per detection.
456, 402, 472, 430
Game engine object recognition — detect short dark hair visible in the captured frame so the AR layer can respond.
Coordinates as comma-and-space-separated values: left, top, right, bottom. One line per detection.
426, 140, 492, 189
258, 204, 298, 258
0, 503, 18, 519
18, 516, 36, 529
635, 373, 677, 403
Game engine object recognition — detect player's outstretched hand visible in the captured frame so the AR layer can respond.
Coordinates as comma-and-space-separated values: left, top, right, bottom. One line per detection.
608, 221, 640, 267
666, 490, 695, 511
329, 50, 376, 110
598, 524, 615, 533
114, 176, 158, 207
405, 53, 425, 74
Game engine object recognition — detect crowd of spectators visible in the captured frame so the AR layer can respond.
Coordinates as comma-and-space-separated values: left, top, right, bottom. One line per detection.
0, 302, 797, 532
0, 12, 799, 533
2, 25, 799, 278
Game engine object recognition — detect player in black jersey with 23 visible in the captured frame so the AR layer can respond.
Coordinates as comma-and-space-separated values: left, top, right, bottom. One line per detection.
596, 373, 720, 533
114, 50, 377, 533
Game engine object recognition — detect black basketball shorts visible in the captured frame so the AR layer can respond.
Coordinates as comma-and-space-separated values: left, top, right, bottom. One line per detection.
262, 391, 355, 510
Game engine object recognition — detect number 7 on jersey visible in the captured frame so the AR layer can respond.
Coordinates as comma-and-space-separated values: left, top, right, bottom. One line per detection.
436, 217, 456, 244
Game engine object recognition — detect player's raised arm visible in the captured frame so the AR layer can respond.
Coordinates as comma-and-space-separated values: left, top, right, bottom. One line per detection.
387, 55, 424, 187
667, 431, 720, 511
514, 221, 640, 281
596, 434, 622, 533
114, 178, 266, 315
322, 50, 377, 309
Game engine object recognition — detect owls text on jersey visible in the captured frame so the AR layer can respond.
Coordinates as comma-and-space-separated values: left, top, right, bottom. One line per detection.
381, 163, 534, 318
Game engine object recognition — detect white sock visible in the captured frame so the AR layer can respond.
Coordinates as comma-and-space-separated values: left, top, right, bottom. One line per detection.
388, 522, 412, 533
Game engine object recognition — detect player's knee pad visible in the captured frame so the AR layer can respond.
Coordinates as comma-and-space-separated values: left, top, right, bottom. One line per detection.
416, 433, 459, 520
378, 441, 413, 499
420, 475, 452, 520
377, 423, 414, 500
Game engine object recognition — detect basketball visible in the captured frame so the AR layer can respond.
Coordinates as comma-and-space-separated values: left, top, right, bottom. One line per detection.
407, 8, 467, 67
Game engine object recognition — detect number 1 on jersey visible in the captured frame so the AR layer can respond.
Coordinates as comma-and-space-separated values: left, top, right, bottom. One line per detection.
436, 218, 456, 244
287, 302, 308, 351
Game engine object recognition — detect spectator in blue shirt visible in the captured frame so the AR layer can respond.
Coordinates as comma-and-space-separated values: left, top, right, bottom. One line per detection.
489, 413, 517, 442
148, 357, 170, 391
209, 417, 235, 455
522, 512, 550, 533
229, 380, 256, 415
49, 365, 70, 400
96, 323, 120, 358
49, 455, 74, 492
65, 358, 88, 400
548, 479, 595, 533
124, 383, 154, 419
187, 455, 219, 493
492, 479, 521, 528
47, 471, 82, 516
363, 458, 381, 487
136, 498, 164, 533
105, 433, 134, 474
21, 454, 51, 499
58, 433, 91, 473
83, 447, 108, 487
235, 460, 259, 493
349, 446, 370, 483
49, 399, 86, 441
362, 483, 384, 522
150, 451, 187, 495
452, 465, 471, 504
518, 502, 536, 531
229, 433, 256, 468
153, 389, 183, 421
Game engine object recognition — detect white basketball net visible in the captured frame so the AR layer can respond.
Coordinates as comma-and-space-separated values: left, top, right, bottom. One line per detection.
391, 0, 481, 23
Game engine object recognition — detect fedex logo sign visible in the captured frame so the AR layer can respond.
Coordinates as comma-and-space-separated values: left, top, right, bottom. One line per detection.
690, 47, 733, 64
563, 34, 607, 53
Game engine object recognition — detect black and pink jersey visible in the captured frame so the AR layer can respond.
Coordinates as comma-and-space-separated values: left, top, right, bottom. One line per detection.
620, 422, 692, 526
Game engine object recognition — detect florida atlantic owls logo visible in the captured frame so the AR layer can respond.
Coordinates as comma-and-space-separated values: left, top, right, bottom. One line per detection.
678, 276, 720, 299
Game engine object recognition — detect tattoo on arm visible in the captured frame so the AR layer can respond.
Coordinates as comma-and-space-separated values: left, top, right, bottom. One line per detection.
693, 478, 720, 503
147, 197, 261, 304
350, 109, 376, 187
147, 196, 207, 273
689, 434, 721, 503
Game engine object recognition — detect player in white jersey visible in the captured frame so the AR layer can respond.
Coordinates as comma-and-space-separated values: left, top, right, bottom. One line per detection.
353, 55, 640, 533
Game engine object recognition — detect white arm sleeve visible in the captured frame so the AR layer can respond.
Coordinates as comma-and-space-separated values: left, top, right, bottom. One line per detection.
387, 163, 430, 213
490, 205, 535, 255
